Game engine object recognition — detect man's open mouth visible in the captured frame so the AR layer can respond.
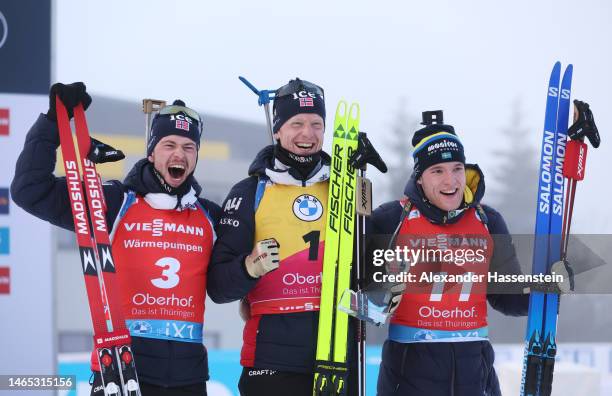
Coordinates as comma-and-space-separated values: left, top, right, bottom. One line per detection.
440, 188, 459, 196
168, 164, 186, 179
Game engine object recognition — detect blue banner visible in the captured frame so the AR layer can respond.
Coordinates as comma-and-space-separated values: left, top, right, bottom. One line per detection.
0, 0, 51, 94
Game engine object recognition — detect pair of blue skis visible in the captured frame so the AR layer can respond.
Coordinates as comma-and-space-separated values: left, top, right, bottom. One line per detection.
520, 62, 572, 396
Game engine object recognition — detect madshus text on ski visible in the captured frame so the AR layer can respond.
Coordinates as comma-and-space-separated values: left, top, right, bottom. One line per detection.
10, 66, 600, 396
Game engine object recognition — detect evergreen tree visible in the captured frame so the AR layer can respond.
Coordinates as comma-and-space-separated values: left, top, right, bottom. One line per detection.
383, 98, 420, 202
489, 99, 539, 234
487, 99, 539, 342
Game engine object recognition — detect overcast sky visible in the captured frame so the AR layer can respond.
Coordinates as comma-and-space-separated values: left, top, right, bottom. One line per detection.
55, 0, 612, 232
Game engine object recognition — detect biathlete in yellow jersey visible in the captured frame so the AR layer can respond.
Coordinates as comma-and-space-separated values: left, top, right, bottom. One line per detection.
208, 78, 376, 396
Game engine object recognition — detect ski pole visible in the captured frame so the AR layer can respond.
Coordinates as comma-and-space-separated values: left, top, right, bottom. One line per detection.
350, 132, 388, 396
238, 76, 275, 143
560, 100, 601, 277
142, 99, 167, 149
355, 167, 368, 396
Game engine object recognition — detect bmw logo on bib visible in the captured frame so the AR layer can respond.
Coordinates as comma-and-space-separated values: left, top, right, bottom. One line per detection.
414, 329, 436, 341
293, 194, 323, 222
129, 320, 153, 335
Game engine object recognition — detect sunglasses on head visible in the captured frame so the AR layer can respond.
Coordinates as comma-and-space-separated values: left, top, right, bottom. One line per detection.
275, 78, 324, 99
159, 105, 202, 124
158, 105, 203, 135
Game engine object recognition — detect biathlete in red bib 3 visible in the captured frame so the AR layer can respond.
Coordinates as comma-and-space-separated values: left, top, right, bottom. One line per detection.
11, 82, 221, 396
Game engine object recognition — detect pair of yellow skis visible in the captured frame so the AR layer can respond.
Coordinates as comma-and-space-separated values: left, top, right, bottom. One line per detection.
314, 101, 360, 396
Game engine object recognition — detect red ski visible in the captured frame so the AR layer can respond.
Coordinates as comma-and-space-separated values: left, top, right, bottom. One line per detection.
56, 97, 141, 396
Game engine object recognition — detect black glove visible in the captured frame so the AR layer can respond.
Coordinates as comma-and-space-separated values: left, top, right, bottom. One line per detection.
88, 137, 125, 164
46, 82, 92, 121
567, 100, 600, 148
349, 132, 388, 173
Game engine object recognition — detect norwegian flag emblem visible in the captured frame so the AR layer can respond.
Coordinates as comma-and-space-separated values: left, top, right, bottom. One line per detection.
176, 120, 190, 131
0, 267, 9, 295
299, 97, 314, 107
0, 109, 9, 136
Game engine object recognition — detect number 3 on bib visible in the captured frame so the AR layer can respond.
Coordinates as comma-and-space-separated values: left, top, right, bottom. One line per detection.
151, 257, 180, 289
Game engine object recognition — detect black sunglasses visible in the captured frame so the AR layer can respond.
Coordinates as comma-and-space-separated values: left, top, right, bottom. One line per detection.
275, 78, 324, 99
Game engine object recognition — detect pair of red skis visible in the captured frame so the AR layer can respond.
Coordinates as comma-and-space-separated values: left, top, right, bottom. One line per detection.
56, 97, 140, 396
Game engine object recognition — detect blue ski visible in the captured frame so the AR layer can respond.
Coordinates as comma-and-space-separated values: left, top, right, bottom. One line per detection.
538, 64, 572, 396
520, 62, 572, 396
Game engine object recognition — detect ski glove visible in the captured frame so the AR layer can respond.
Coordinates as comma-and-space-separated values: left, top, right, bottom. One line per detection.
385, 283, 405, 315
47, 82, 92, 121
338, 281, 406, 326
568, 100, 600, 148
88, 137, 125, 164
551, 259, 575, 293
245, 238, 280, 278
523, 260, 575, 294
349, 132, 388, 173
